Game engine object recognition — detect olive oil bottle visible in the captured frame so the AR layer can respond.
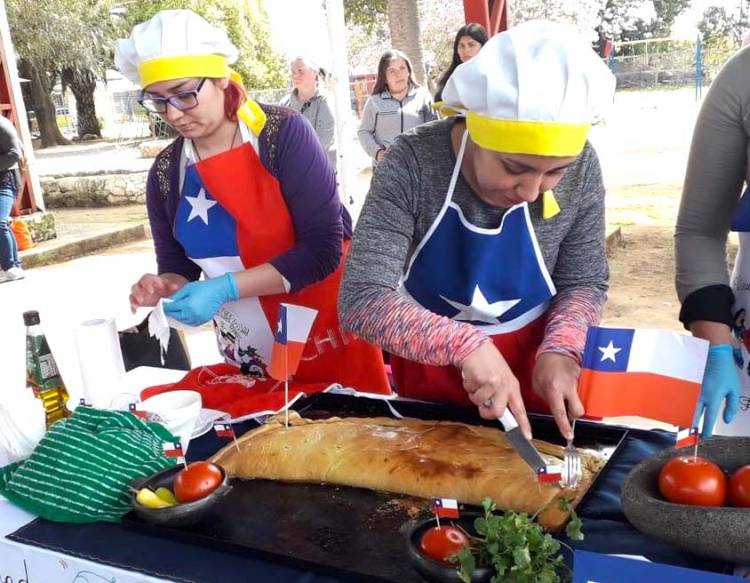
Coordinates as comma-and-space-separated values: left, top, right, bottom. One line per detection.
24, 310, 70, 427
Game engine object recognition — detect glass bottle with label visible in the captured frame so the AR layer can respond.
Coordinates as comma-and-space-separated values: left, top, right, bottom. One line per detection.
24, 310, 70, 427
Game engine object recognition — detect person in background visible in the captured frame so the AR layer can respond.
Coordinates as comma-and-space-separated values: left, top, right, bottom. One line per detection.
280, 56, 336, 167
0, 115, 24, 283
340, 21, 615, 440
434, 23, 489, 103
358, 49, 436, 166
116, 9, 389, 394
674, 47, 750, 438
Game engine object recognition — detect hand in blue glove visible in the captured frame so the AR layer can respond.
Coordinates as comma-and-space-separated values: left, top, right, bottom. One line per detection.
694, 344, 741, 438
164, 273, 239, 327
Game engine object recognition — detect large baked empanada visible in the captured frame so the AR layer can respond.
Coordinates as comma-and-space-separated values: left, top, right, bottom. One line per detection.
211, 412, 604, 529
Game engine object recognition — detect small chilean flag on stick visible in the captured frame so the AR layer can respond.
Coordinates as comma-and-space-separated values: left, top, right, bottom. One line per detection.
269, 304, 318, 381
162, 441, 186, 467
537, 464, 563, 484
578, 327, 709, 427
676, 426, 699, 448
431, 498, 459, 527
129, 402, 147, 419
268, 303, 318, 428
214, 422, 240, 451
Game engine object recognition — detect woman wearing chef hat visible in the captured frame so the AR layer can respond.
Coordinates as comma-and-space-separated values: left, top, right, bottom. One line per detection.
116, 10, 389, 394
339, 20, 615, 439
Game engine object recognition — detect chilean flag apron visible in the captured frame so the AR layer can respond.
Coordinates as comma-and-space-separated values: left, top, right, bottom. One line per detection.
391, 130, 555, 412
173, 123, 390, 395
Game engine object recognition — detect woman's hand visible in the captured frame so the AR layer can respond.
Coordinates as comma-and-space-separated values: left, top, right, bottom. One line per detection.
460, 341, 532, 439
129, 273, 184, 313
532, 352, 584, 440
375, 148, 386, 162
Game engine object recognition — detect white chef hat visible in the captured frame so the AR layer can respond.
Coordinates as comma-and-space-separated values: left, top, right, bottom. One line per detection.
442, 20, 615, 157
115, 10, 238, 88
115, 9, 265, 134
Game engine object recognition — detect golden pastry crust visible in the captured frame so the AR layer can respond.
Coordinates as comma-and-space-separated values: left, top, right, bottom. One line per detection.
211, 413, 604, 529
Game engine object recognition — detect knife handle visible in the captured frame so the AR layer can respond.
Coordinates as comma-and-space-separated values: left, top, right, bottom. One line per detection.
498, 409, 518, 431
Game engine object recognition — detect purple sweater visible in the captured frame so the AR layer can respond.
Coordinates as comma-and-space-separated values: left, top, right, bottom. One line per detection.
146, 104, 352, 292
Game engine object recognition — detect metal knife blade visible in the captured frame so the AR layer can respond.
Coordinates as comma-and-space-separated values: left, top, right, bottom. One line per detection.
498, 410, 546, 474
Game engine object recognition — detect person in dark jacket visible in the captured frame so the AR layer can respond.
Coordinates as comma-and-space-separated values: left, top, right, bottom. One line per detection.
434, 23, 488, 103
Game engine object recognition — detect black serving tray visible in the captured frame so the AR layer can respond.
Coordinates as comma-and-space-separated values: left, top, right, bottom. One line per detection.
123, 392, 629, 583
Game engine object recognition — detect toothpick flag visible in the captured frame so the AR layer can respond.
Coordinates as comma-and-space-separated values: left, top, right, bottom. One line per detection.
162, 441, 185, 465
213, 423, 235, 439
431, 498, 459, 519
268, 303, 318, 382
578, 327, 709, 427
676, 426, 699, 448
537, 464, 563, 484
129, 402, 147, 419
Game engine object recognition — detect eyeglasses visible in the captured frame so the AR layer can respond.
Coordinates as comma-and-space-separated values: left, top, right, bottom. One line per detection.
138, 78, 207, 114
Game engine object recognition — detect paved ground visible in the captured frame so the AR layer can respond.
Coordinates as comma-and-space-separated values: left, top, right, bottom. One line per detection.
34, 140, 155, 177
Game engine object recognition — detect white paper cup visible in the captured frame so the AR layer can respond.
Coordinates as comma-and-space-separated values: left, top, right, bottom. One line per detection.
140, 390, 202, 453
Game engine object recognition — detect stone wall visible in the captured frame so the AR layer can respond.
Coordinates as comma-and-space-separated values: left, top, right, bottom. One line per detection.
41, 172, 148, 207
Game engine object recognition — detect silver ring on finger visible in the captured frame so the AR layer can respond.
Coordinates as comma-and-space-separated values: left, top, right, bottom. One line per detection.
483, 398, 493, 409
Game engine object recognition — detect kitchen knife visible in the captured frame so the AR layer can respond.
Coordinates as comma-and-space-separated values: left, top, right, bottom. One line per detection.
498, 409, 547, 475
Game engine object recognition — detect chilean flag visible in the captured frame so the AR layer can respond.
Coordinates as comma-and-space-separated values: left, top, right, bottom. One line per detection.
174, 164, 242, 278
162, 441, 184, 459
578, 327, 709, 427
676, 426, 699, 448
431, 498, 459, 519
129, 402, 147, 419
268, 303, 318, 381
537, 464, 563, 484
213, 423, 236, 439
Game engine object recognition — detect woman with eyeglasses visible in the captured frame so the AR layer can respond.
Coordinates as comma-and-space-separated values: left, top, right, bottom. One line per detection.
280, 56, 336, 167
114, 10, 390, 394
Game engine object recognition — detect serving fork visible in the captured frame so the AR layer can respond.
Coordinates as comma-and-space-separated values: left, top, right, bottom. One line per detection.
561, 419, 582, 488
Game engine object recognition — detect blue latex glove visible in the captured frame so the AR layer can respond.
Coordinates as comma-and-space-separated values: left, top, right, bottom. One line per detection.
164, 273, 239, 327
693, 344, 741, 438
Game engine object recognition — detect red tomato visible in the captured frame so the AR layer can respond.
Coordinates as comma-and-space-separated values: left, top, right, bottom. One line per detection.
658, 455, 727, 507
728, 465, 750, 507
419, 525, 470, 564
173, 461, 224, 503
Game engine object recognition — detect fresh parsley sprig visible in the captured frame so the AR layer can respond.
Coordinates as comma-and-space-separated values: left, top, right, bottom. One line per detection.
452, 497, 583, 583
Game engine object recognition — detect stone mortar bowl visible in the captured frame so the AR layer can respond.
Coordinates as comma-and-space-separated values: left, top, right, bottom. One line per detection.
130, 464, 231, 527
622, 436, 750, 563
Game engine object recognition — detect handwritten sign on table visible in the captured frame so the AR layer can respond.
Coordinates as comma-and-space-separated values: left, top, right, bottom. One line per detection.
574, 550, 746, 583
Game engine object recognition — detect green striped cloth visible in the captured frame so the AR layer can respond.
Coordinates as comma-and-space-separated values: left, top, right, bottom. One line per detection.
0, 406, 178, 523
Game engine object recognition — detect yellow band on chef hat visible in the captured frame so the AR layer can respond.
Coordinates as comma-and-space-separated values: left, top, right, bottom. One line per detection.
138, 54, 230, 88
137, 54, 266, 136
466, 111, 589, 157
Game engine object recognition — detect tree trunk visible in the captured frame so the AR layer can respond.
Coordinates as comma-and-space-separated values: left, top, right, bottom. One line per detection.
18, 60, 69, 148
387, 0, 426, 85
62, 68, 101, 139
